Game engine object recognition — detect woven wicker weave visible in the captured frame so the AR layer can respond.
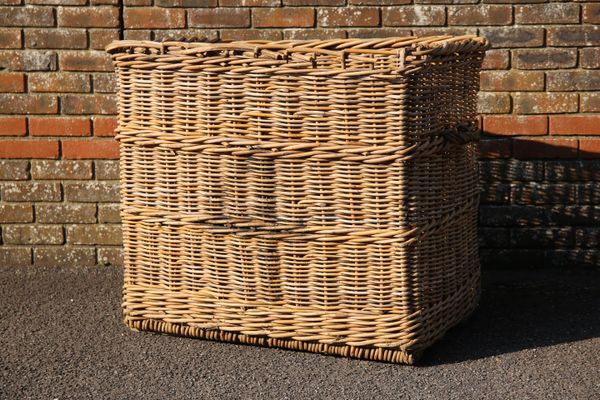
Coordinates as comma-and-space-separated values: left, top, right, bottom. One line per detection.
107, 35, 489, 364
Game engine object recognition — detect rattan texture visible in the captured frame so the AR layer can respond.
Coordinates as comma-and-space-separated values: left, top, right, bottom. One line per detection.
107, 35, 489, 364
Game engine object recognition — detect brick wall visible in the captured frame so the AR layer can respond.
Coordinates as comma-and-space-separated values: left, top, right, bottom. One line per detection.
0, 1, 598, 268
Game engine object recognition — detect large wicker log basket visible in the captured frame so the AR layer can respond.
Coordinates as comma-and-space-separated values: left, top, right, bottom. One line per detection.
107, 35, 489, 364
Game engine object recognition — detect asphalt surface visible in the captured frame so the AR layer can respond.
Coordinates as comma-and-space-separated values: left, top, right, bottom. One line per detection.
1, 265, 599, 400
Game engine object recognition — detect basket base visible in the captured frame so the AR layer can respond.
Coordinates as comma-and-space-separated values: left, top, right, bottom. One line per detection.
123, 273, 480, 365
125, 318, 423, 365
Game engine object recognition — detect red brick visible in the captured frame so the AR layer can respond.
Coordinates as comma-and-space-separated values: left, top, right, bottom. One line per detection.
480, 182, 511, 204
580, 48, 600, 70
62, 139, 120, 159
89, 29, 120, 50
348, 28, 412, 39
60, 51, 113, 72
97, 247, 123, 267
1, 182, 61, 201
29, 73, 90, 93
155, 0, 216, 6
481, 49, 509, 70
0, 28, 21, 49
0, 50, 57, 71
550, 116, 600, 136
413, 27, 476, 37
513, 48, 577, 70
58, 7, 119, 28
26, 0, 87, 4
63, 181, 119, 202
0, 247, 32, 267
123, 0, 151, 5
581, 93, 600, 113
3, 225, 64, 245
512, 184, 577, 206
222, 0, 277, 5
0, 204, 33, 223
153, 29, 219, 42
0, 140, 59, 159
0, 117, 26, 136
34, 247, 96, 267
285, 0, 340, 4
513, 138, 578, 160
31, 160, 93, 180
575, 182, 600, 205
188, 8, 250, 28
575, 228, 600, 249
511, 228, 574, 247
98, 204, 120, 222
0, 160, 29, 180
253, 8, 315, 28
93, 117, 118, 137
418, 0, 475, 3
29, 117, 91, 137
0, 7, 54, 27
95, 160, 119, 180
350, 0, 409, 4
67, 224, 122, 245
448, 5, 512, 26
479, 27, 544, 48
36, 203, 97, 224
219, 29, 282, 41
283, 29, 346, 40
579, 139, 600, 159
514, 93, 578, 115
123, 30, 151, 41
477, 92, 511, 114
480, 71, 544, 91
62, 94, 117, 115
383, 6, 445, 27
25, 28, 88, 49
547, 71, 600, 91
124, 8, 186, 29
547, 26, 600, 47
319, 7, 380, 27
92, 73, 117, 93
583, 3, 600, 24
479, 139, 511, 159
483, 116, 547, 137
544, 160, 600, 183
0, 94, 58, 114
515, 3, 580, 24
0, 73, 25, 93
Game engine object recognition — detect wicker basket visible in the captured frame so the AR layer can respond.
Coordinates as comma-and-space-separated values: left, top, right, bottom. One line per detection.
107, 35, 489, 364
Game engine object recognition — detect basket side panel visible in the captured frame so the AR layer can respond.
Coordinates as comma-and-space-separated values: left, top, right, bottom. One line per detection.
401, 53, 482, 342
122, 219, 424, 350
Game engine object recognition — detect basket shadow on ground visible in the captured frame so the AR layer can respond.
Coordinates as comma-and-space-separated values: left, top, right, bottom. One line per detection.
422, 137, 600, 365
420, 268, 600, 365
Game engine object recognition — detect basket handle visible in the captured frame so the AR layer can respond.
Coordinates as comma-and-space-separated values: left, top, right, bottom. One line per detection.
443, 122, 480, 144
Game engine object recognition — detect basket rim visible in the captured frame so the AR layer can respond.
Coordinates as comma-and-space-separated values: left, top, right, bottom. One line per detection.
106, 35, 490, 58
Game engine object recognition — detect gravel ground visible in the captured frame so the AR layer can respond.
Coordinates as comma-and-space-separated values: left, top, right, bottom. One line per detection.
1, 265, 598, 400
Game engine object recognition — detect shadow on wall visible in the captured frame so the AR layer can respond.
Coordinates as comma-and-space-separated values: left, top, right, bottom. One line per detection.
477, 134, 600, 269
423, 135, 600, 364
422, 268, 600, 365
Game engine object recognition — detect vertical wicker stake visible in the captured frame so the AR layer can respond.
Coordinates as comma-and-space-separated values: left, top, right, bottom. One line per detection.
108, 35, 489, 364
397, 48, 405, 71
